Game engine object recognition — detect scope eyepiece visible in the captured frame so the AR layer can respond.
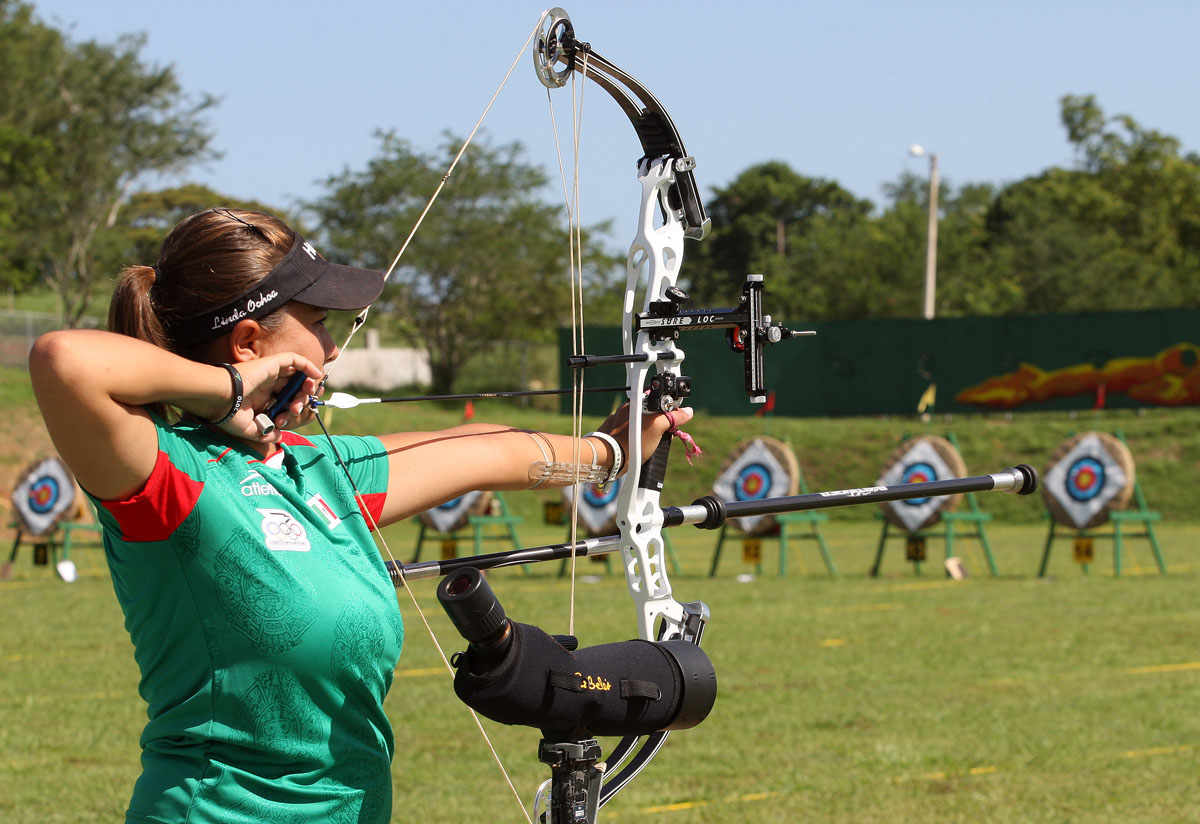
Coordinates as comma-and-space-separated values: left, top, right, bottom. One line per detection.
437, 568, 509, 648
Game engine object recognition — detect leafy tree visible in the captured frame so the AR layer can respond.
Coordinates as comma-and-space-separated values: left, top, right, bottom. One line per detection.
308, 131, 619, 394
112, 184, 299, 269
684, 161, 874, 319
979, 96, 1200, 313
0, 1, 216, 325
690, 97, 1200, 321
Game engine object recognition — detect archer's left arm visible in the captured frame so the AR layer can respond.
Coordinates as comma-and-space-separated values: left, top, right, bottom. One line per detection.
370, 405, 692, 526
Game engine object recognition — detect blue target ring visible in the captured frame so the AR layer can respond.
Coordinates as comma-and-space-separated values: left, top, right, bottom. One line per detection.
1065, 457, 1106, 502
582, 480, 619, 508
734, 463, 772, 501
899, 462, 936, 506
27, 475, 62, 515
437, 496, 463, 511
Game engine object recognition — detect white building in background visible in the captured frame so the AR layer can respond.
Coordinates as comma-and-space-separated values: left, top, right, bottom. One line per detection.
328, 329, 431, 391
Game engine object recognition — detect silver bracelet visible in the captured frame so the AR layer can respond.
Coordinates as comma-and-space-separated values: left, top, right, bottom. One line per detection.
525, 431, 552, 489
584, 431, 623, 490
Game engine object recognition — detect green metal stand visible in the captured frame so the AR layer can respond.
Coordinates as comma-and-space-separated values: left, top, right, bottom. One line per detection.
709, 465, 835, 578
7, 509, 102, 571
870, 431, 998, 577
870, 493, 998, 577
708, 510, 836, 577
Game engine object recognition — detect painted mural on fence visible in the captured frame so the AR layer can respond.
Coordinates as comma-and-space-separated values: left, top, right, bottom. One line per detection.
955, 343, 1200, 409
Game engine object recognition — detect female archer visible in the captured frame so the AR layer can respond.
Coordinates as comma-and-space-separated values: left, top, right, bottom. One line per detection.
28, 207, 689, 823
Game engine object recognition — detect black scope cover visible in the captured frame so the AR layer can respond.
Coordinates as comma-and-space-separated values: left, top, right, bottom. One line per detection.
451, 621, 716, 739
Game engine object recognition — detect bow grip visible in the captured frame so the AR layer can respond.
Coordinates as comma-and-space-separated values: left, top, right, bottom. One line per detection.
638, 429, 672, 493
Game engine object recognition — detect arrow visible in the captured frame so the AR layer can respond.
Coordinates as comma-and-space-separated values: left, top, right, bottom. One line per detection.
315, 385, 630, 409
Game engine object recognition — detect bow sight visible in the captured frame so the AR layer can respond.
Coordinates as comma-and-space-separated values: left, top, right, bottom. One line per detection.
567, 274, 812, 408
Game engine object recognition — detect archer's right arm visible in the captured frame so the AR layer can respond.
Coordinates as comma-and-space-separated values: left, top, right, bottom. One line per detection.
28, 330, 319, 500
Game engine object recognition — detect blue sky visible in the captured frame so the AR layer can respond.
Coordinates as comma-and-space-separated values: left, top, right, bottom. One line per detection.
29, 1, 1200, 238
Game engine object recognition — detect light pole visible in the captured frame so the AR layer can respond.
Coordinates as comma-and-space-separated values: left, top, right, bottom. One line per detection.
908, 144, 938, 320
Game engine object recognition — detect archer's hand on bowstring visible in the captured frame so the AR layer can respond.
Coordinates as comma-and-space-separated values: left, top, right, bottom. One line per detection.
209, 355, 326, 443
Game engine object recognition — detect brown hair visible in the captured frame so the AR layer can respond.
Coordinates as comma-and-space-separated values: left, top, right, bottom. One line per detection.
108, 208, 293, 417
109, 208, 295, 357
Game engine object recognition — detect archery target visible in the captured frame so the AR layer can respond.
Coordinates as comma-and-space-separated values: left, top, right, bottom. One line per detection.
712, 437, 800, 535
1042, 432, 1135, 529
562, 478, 622, 536
877, 436, 966, 532
418, 490, 492, 534
11, 456, 77, 537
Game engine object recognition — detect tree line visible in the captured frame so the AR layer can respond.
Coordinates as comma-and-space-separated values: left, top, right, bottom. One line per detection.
4, 1, 1198, 391
684, 96, 1200, 319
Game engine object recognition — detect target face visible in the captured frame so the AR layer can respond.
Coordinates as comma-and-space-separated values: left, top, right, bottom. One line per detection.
12, 456, 77, 537
713, 438, 799, 535
1067, 458, 1105, 501
419, 489, 489, 533
877, 437, 965, 532
733, 463, 772, 500
1043, 433, 1132, 529
562, 478, 622, 535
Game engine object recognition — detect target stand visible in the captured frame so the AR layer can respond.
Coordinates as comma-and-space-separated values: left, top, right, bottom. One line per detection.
1038, 431, 1165, 577
410, 491, 527, 572
708, 439, 835, 578
4, 456, 102, 582
869, 434, 998, 578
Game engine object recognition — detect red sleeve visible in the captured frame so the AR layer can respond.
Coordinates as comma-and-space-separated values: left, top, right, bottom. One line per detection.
99, 449, 203, 542
280, 431, 316, 448
356, 492, 387, 530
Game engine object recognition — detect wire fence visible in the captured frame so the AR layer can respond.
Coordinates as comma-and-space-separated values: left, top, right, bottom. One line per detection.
0, 310, 101, 369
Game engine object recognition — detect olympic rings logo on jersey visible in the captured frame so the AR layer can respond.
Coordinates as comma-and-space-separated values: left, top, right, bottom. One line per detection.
257, 508, 311, 552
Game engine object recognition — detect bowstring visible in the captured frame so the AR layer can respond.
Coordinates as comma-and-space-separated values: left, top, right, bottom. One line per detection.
544, 51, 590, 637
311, 16, 552, 824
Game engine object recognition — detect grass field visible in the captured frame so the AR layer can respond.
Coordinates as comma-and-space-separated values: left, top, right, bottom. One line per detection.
2, 519, 1198, 823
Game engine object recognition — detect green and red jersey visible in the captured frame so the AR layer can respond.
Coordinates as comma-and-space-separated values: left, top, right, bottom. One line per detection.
90, 415, 402, 824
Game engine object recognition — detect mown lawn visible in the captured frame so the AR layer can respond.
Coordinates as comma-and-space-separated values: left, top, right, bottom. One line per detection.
2, 521, 1197, 823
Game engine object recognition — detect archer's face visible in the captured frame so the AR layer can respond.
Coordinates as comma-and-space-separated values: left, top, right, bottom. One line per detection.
260, 302, 340, 369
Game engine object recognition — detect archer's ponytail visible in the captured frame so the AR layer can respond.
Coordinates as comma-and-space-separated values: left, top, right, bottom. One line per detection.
106, 208, 294, 359
109, 264, 171, 351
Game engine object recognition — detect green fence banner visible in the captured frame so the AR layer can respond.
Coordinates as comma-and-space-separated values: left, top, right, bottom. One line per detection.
559, 308, 1200, 417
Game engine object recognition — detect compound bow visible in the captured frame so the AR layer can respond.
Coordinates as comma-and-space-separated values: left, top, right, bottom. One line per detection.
302, 8, 1036, 823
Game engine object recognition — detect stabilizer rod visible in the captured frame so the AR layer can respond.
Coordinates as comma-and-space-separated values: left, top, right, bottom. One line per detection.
385, 465, 1037, 585
668, 464, 1038, 530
